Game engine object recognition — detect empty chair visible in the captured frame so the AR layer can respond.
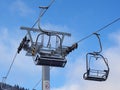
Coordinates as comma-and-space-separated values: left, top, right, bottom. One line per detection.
83, 52, 109, 81
83, 33, 109, 81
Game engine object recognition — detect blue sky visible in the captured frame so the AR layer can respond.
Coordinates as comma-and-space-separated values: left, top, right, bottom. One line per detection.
0, 0, 120, 90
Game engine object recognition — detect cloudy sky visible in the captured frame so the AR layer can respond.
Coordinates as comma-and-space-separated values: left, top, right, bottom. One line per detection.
0, 0, 120, 90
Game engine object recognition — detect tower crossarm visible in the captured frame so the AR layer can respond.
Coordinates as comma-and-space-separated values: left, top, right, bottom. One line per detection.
20, 26, 71, 37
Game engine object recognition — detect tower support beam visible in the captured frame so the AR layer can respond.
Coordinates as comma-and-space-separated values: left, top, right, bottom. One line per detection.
42, 66, 50, 90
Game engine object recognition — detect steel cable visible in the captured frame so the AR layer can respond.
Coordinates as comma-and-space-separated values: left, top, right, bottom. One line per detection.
77, 18, 120, 44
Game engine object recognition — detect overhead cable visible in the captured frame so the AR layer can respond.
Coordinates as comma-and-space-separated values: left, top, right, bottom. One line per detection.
77, 18, 120, 44
5, 52, 18, 79
32, 79, 42, 90
1, 51, 18, 90
39, 0, 55, 18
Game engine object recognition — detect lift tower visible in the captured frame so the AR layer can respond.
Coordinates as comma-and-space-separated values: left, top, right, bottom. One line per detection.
19, 26, 78, 90
17, 1, 78, 90
19, 26, 77, 90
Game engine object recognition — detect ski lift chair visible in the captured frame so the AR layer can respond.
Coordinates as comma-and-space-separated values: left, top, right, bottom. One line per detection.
83, 53, 109, 81
83, 33, 110, 81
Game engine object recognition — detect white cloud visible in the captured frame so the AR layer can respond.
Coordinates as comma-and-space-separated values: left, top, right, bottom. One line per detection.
0, 28, 14, 63
10, 0, 34, 16
0, 27, 41, 88
109, 30, 120, 45
52, 84, 80, 90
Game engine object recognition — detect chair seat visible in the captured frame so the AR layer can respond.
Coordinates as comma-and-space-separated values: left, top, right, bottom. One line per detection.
84, 76, 106, 81
34, 56, 67, 67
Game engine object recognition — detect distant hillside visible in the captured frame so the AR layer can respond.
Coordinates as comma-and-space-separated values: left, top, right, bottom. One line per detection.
0, 82, 29, 90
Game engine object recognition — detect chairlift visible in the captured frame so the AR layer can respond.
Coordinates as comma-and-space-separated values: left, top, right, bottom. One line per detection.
20, 26, 74, 67
32, 32, 67, 67
83, 33, 110, 81
83, 53, 109, 81
33, 35, 77, 67
19, 0, 78, 68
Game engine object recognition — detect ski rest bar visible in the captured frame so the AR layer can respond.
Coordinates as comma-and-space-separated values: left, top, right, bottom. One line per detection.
34, 55, 67, 67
